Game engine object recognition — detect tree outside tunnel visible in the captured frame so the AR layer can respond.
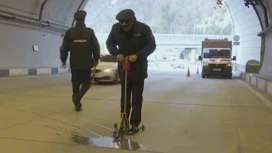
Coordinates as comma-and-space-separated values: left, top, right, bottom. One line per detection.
181, 48, 199, 61
84, 0, 233, 35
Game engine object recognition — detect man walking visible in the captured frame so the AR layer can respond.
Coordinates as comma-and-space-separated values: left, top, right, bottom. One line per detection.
60, 10, 100, 111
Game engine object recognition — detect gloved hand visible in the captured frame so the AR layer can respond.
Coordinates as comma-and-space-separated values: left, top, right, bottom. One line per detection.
129, 54, 137, 62
117, 54, 124, 62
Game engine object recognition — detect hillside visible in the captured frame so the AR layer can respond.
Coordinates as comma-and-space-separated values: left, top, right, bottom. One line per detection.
85, 0, 232, 35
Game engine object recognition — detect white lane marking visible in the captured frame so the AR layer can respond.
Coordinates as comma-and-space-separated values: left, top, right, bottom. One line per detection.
75, 94, 120, 134
79, 118, 114, 132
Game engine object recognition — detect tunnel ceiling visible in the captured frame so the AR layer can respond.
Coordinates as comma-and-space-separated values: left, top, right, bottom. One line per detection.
225, 0, 271, 33
0, 0, 86, 29
0, 0, 270, 35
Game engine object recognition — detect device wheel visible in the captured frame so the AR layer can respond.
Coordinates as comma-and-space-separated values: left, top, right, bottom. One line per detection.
141, 125, 145, 131
114, 123, 118, 129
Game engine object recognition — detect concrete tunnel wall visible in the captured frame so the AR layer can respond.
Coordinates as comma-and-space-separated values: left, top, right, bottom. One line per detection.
225, 0, 262, 72
257, 0, 272, 76
0, 0, 88, 69
0, 23, 61, 68
0, 0, 271, 77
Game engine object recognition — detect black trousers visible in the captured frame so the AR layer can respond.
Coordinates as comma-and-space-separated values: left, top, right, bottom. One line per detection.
71, 69, 91, 102
120, 77, 144, 127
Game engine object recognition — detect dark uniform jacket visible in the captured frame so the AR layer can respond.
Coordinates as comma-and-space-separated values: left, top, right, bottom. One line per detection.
106, 21, 156, 81
60, 22, 100, 69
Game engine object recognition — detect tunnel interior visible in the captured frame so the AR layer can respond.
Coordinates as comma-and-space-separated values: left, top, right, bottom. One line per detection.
1, 1, 272, 152
0, 0, 271, 76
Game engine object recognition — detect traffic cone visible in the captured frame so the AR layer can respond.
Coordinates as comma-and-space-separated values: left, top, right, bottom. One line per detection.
197, 67, 199, 75
187, 67, 190, 77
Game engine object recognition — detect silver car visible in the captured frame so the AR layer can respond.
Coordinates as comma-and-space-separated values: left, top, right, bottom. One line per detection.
91, 55, 120, 83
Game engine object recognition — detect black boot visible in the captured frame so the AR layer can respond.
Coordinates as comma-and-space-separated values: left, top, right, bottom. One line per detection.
76, 83, 91, 99
72, 82, 81, 111
73, 83, 90, 111
128, 125, 140, 135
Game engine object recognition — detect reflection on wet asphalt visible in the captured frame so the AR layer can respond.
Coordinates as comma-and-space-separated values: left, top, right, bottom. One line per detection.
71, 134, 147, 151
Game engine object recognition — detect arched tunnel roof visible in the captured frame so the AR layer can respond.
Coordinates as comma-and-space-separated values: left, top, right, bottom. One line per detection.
0, 0, 268, 34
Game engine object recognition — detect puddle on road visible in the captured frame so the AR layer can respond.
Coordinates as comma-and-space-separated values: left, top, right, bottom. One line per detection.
71, 134, 147, 151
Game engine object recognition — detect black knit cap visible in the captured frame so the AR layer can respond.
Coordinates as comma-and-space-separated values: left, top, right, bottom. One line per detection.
116, 9, 135, 21
74, 10, 86, 21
